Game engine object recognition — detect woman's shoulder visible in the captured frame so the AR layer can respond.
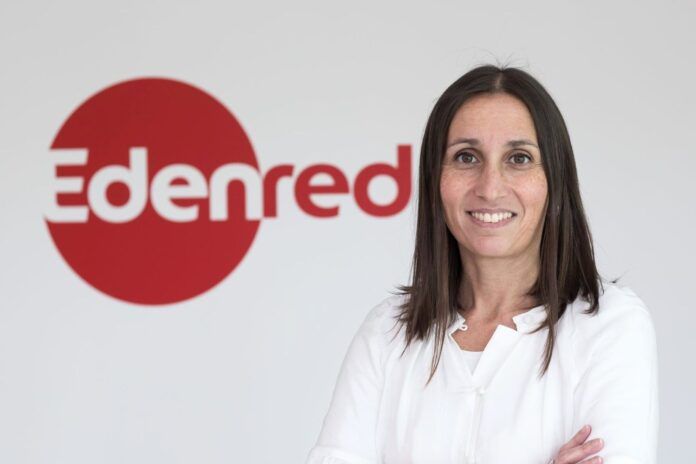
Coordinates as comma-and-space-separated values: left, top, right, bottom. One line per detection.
359, 293, 408, 336
565, 281, 656, 351
335, 294, 408, 373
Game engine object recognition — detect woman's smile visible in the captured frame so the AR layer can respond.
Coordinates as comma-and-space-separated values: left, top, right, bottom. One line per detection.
466, 210, 518, 228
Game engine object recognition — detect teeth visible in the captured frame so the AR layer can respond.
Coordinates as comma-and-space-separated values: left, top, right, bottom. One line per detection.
470, 211, 513, 223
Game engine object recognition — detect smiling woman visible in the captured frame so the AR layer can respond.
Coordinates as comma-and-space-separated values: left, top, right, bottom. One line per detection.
441, 93, 549, 265
306, 65, 659, 464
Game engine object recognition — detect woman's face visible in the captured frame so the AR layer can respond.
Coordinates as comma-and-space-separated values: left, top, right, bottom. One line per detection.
440, 93, 548, 261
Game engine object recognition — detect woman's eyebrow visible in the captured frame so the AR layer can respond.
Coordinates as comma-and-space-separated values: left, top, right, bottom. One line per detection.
446, 137, 539, 149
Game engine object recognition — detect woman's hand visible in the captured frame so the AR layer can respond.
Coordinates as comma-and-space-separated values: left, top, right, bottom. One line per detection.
551, 424, 604, 464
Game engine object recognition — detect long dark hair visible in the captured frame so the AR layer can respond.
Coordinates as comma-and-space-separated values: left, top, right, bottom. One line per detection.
391, 64, 616, 384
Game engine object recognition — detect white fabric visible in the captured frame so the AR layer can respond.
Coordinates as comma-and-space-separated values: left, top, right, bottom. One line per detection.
306, 282, 658, 464
460, 349, 484, 375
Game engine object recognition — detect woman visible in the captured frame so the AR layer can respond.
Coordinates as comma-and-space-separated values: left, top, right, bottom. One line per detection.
306, 65, 658, 464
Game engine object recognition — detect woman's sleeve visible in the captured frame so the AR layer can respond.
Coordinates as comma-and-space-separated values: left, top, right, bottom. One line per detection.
305, 298, 393, 464
571, 297, 659, 464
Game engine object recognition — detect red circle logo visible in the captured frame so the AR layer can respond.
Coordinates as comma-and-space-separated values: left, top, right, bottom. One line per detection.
46, 78, 260, 305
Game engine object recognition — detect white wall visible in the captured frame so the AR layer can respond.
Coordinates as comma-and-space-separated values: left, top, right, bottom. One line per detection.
0, 0, 693, 462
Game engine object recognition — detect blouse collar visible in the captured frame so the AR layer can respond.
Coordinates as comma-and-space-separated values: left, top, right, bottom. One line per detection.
448, 304, 548, 335
442, 304, 549, 392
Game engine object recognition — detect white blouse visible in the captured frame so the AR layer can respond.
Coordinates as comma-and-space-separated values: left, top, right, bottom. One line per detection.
306, 283, 659, 464
460, 349, 483, 374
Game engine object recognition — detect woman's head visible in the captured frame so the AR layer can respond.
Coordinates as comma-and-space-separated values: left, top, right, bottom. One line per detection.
393, 64, 609, 382
441, 92, 548, 265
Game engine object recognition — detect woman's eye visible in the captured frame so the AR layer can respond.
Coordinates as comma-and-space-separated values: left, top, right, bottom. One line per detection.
454, 152, 477, 164
452, 151, 533, 166
510, 153, 532, 164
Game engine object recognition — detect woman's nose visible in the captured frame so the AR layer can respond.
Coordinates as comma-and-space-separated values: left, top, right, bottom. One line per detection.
474, 164, 507, 201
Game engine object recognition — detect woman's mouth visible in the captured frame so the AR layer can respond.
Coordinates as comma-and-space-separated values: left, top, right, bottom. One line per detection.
466, 211, 517, 228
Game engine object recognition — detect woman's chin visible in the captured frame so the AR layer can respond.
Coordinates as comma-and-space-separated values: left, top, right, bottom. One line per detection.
465, 241, 516, 258
472, 249, 513, 259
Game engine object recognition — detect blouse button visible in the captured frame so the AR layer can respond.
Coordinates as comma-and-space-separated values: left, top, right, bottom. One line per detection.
476, 386, 486, 396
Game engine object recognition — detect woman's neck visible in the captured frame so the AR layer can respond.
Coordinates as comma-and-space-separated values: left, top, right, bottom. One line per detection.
457, 250, 541, 323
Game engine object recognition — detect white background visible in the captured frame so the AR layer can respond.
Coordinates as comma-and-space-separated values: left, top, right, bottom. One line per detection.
1, 0, 694, 462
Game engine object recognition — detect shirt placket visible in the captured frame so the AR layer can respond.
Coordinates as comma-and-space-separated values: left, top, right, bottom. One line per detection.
446, 313, 526, 464
461, 384, 486, 464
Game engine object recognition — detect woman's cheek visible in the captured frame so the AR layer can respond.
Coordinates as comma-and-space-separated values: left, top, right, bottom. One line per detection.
515, 172, 548, 208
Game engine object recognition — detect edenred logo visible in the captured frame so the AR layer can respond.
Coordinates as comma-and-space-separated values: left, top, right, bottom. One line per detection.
45, 78, 412, 305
